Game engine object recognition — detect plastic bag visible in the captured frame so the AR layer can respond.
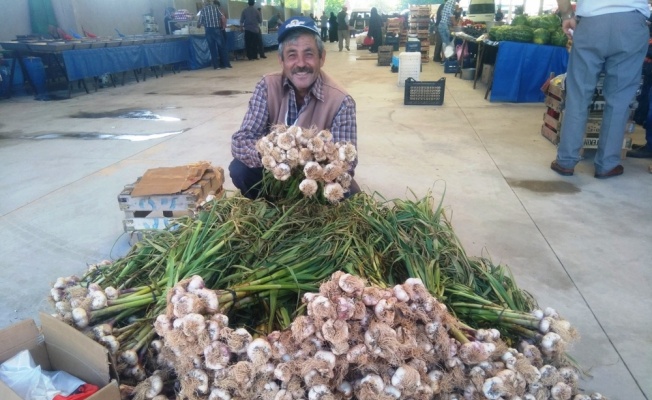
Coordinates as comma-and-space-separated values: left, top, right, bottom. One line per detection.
0, 350, 85, 400
444, 44, 454, 58
456, 44, 469, 60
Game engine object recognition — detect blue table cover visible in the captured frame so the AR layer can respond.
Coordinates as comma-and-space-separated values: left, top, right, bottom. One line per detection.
490, 41, 569, 103
189, 32, 278, 70
62, 40, 190, 81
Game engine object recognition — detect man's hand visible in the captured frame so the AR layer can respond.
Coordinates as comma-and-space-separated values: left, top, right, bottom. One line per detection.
556, 0, 574, 40
561, 17, 576, 40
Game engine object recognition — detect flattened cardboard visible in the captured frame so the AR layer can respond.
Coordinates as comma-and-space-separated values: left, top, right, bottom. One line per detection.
131, 162, 212, 197
0, 314, 120, 400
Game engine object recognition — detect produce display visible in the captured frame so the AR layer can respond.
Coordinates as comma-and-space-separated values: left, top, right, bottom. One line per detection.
488, 14, 567, 47
48, 126, 604, 399
462, 24, 487, 39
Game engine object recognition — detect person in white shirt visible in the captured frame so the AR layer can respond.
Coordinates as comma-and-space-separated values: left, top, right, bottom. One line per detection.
551, 0, 649, 178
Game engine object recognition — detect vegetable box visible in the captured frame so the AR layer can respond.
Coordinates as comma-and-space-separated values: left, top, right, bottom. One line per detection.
0, 313, 120, 400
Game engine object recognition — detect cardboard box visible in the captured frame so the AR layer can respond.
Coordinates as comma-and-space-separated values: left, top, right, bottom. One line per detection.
118, 165, 225, 232
0, 313, 120, 400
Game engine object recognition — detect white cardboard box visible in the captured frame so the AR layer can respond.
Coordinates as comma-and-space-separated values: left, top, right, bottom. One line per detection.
0, 313, 120, 400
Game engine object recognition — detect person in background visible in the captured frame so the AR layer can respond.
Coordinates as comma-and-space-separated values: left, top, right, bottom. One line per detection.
550, 0, 649, 178
454, 5, 463, 25
241, 0, 262, 60
433, 4, 444, 62
198, 0, 232, 70
495, 7, 504, 22
164, 7, 178, 35
256, 7, 267, 59
349, 15, 357, 38
230, 16, 359, 199
320, 11, 329, 41
367, 8, 383, 53
628, 20, 652, 159
337, 6, 350, 51
268, 12, 283, 30
328, 12, 338, 43
309, 13, 317, 22
438, 0, 457, 62
629, 85, 652, 158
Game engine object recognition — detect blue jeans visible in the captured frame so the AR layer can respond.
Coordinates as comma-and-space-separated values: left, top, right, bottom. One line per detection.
229, 158, 263, 199
556, 11, 648, 174
205, 27, 231, 68
438, 26, 451, 48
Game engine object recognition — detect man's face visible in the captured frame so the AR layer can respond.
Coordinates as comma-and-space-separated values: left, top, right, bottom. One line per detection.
279, 33, 325, 97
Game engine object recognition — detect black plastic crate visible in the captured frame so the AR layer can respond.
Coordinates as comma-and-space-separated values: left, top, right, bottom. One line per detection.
406, 41, 421, 52
385, 36, 399, 51
444, 60, 459, 73
404, 77, 446, 106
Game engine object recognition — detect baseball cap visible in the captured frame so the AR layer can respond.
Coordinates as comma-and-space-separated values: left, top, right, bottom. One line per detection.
277, 16, 320, 43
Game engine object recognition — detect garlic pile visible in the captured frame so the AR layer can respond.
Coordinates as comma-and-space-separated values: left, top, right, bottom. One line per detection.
148, 273, 605, 400
255, 125, 357, 203
49, 262, 166, 395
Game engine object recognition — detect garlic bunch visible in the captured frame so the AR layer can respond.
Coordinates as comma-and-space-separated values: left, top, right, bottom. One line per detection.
155, 276, 282, 400
53, 269, 606, 400
255, 125, 357, 203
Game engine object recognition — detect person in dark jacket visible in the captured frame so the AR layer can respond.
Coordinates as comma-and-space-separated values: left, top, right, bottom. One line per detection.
367, 8, 383, 53
328, 12, 338, 42
240, 0, 262, 60
433, 4, 444, 61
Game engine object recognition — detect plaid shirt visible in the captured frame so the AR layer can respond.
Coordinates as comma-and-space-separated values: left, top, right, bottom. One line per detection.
198, 4, 224, 29
440, 0, 456, 28
232, 74, 357, 170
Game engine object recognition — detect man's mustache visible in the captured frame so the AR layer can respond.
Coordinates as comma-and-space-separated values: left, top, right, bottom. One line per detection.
292, 66, 313, 74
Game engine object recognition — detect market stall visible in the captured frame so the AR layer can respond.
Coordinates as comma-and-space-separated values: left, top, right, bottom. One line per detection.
0, 37, 191, 97
451, 34, 568, 103
490, 41, 568, 103
188, 31, 279, 70
63, 40, 190, 82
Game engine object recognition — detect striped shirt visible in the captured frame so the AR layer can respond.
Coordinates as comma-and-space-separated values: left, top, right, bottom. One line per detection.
440, 0, 456, 28
232, 74, 357, 170
198, 4, 224, 29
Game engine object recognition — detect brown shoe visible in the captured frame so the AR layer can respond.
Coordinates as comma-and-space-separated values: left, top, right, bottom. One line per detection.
594, 165, 624, 179
550, 160, 574, 176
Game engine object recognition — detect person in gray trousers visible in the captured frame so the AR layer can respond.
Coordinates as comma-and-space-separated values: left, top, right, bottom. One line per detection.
550, 0, 649, 178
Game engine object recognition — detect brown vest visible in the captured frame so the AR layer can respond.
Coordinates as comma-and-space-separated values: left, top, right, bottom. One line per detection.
264, 71, 349, 130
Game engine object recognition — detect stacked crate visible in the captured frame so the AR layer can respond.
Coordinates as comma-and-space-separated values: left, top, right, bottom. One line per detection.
378, 45, 393, 66
118, 166, 224, 234
409, 5, 431, 63
386, 17, 403, 51
541, 76, 635, 158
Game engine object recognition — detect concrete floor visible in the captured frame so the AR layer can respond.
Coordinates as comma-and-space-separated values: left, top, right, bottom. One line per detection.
0, 44, 650, 399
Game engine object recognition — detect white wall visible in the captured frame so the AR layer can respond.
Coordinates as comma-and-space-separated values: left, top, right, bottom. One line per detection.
0, 0, 175, 41
64, 0, 169, 37
0, 1, 31, 41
